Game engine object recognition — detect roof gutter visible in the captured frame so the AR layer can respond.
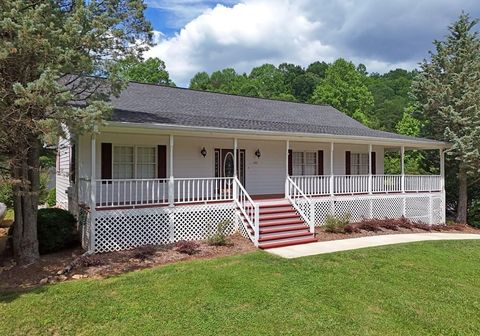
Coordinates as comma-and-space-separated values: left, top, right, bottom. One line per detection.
103, 121, 450, 149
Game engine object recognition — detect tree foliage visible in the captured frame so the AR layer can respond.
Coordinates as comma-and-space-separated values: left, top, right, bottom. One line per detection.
117, 57, 175, 85
310, 59, 375, 125
412, 13, 480, 223
0, 0, 152, 264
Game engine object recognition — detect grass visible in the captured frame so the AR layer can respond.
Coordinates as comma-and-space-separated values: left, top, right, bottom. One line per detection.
2, 241, 480, 335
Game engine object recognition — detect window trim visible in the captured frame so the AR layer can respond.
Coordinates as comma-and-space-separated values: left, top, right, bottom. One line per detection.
112, 144, 158, 179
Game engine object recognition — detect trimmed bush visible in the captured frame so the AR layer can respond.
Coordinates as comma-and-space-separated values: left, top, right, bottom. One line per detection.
37, 208, 78, 254
324, 214, 351, 233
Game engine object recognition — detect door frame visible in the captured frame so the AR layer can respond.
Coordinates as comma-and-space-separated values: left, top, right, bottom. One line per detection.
214, 148, 246, 185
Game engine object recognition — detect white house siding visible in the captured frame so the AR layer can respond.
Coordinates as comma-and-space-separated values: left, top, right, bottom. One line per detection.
56, 135, 71, 209
77, 133, 387, 197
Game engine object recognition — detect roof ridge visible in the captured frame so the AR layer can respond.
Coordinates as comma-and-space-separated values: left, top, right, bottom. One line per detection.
123, 79, 333, 107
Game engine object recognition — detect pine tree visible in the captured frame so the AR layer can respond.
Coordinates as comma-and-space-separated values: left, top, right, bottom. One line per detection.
412, 13, 480, 223
0, 1, 152, 264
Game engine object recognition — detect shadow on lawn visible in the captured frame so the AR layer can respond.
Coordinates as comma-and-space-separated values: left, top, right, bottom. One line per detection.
0, 285, 48, 303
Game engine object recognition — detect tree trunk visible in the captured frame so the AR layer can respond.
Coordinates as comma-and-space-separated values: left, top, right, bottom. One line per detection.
456, 164, 468, 223
11, 139, 40, 265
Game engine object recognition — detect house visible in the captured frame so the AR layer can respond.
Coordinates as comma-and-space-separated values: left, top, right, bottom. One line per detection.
56, 82, 447, 253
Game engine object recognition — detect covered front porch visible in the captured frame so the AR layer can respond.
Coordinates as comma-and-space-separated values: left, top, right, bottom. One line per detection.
76, 130, 444, 210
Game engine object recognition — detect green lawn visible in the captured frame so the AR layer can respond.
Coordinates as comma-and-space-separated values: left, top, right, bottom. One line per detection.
2, 241, 480, 335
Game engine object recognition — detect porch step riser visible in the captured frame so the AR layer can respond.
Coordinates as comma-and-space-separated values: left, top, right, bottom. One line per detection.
260, 225, 309, 234
259, 237, 318, 249
259, 232, 312, 242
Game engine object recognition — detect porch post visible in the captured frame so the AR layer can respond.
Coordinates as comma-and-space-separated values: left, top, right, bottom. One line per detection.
168, 135, 174, 206
285, 140, 290, 196
330, 142, 334, 196
368, 144, 373, 195
89, 133, 96, 253
401, 146, 405, 193
233, 138, 238, 178
440, 148, 446, 223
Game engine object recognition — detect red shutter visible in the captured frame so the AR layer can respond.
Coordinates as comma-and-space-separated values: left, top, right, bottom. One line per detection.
288, 149, 292, 175
371, 152, 376, 175
317, 150, 324, 175
157, 145, 167, 178
101, 143, 112, 180
345, 151, 351, 175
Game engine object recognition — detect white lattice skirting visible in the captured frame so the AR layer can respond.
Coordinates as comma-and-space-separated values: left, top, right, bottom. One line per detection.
92, 203, 236, 253
309, 192, 445, 226
85, 193, 444, 253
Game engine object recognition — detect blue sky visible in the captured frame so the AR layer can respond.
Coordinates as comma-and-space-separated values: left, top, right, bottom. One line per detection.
143, 0, 480, 87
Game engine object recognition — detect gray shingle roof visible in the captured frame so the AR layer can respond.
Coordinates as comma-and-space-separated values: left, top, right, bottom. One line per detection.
108, 82, 443, 145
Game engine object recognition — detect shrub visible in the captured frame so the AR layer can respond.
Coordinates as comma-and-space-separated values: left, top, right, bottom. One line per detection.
0, 182, 13, 208
175, 240, 199, 255
324, 214, 351, 233
46, 189, 56, 207
133, 245, 156, 260
37, 208, 78, 254
207, 220, 232, 246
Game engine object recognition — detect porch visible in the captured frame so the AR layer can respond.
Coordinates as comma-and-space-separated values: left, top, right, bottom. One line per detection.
73, 133, 445, 253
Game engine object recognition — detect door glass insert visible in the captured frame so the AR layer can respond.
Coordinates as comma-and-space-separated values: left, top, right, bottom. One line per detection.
223, 152, 234, 177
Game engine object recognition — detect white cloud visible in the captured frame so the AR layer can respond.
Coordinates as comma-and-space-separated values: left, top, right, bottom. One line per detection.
145, 0, 480, 87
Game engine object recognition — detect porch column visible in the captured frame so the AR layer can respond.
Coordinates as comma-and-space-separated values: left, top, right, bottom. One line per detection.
168, 135, 174, 206
233, 138, 238, 178
401, 146, 405, 193
330, 142, 334, 196
285, 140, 290, 197
440, 148, 446, 223
89, 133, 96, 253
368, 144, 373, 194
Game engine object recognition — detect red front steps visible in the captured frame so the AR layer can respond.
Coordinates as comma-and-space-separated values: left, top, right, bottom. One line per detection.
239, 200, 317, 249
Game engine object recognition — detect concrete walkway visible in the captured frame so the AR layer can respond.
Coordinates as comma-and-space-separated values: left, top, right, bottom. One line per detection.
267, 233, 480, 259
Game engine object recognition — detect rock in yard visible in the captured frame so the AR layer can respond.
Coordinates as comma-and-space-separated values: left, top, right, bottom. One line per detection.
39, 277, 49, 285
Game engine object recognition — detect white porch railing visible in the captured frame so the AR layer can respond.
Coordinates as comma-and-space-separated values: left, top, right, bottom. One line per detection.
96, 178, 169, 208
174, 177, 234, 204
405, 175, 441, 192
290, 174, 442, 196
372, 175, 402, 193
333, 175, 370, 194
87, 175, 442, 209
290, 175, 330, 196
285, 176, 315, 233
233, 177, 259, 245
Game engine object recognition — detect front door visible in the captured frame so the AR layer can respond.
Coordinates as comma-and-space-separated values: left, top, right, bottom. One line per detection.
215, 149, 245, 185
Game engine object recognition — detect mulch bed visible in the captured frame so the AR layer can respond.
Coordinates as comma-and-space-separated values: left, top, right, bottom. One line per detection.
315, 222, 480, 241
0, 234, 255, 291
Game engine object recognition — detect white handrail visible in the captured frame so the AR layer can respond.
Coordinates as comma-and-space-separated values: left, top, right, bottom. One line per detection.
233, 177, 259, 245
285, 176, 315, 233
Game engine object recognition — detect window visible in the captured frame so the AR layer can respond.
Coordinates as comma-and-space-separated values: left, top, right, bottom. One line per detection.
137, 147, 156, 178
351, 153, 369, 175
292, 151, 317, 175
113, 146, 156, 179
